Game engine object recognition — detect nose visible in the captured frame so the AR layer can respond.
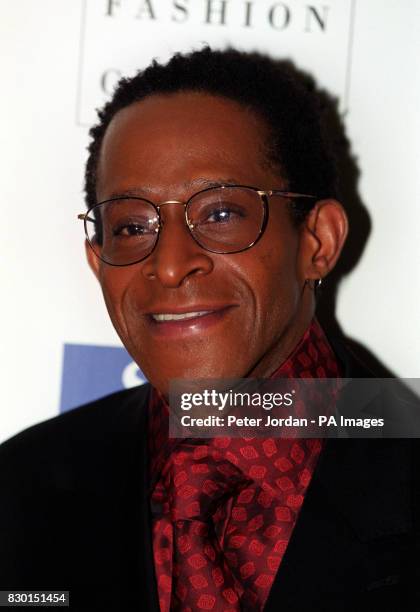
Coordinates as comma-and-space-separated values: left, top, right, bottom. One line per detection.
141, 202, 214, 287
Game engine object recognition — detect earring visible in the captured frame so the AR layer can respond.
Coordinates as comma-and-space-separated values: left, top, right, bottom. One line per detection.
305, 278, 323, 290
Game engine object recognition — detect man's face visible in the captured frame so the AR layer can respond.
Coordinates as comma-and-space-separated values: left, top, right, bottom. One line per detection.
89, 92, 312, 395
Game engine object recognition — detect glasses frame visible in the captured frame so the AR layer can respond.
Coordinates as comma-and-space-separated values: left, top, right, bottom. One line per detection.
77, 184, 317, 267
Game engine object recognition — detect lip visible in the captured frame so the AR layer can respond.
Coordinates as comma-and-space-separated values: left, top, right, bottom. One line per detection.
145, 304, 238, 338
147, 304, 235, 315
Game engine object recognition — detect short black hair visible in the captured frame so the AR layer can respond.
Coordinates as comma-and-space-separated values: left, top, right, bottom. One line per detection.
84, 46, 338, 222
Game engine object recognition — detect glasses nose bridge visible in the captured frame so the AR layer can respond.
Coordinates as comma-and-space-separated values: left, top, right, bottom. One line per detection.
156, 199, 193, 232
156, 199, 187, 209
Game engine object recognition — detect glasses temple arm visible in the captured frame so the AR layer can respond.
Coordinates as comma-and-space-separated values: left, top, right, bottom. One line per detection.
267, 190, 318, 199
77, 213, 96, 222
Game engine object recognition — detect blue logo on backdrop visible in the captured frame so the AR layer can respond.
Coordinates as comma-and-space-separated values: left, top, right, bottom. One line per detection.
60, 343, 147, 413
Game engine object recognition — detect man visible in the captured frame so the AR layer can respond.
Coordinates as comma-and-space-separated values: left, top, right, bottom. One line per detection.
0, 48, 417, 610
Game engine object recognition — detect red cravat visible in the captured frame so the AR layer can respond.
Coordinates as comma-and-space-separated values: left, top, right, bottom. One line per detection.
149, 319, 341, 611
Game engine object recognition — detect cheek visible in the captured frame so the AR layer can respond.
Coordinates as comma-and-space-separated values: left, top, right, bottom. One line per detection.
249, 237, 301, 330
99, 269, 136, 338
257, 261, 299, 326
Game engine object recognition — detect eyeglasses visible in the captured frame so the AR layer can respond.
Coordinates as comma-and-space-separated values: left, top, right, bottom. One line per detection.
77, 184, 317, 267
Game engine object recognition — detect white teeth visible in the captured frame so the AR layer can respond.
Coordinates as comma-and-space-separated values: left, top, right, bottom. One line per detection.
151, 311, 211, 322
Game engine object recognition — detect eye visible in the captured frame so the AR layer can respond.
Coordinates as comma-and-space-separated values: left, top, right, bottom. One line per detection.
112, 218, 157, 237
201, 205, 246, 224
113, 223, 145, 237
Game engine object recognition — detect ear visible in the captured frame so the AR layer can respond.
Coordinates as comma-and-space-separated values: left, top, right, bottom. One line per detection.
84, 238, 101, 281
299, 199, 348, 282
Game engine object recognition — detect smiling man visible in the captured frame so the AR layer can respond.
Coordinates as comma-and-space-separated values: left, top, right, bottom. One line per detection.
0, 48, 417, 611
86, 91, 345, 392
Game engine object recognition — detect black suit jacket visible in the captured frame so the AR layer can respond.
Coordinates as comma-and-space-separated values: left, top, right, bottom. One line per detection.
0, 339, 419, 611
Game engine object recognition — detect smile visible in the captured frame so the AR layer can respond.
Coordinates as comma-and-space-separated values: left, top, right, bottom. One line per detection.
151, 311, 212, 322
146, 305, 237, 338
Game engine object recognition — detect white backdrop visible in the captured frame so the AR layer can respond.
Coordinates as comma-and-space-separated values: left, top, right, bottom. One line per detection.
1, 0, 419, 443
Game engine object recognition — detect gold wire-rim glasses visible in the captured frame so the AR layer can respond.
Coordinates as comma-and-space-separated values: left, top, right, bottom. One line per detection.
77, 184, 318, 267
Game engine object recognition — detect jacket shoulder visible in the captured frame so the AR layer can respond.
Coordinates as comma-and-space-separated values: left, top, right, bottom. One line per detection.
0, 383, 151, 470
0, 383, 152, 595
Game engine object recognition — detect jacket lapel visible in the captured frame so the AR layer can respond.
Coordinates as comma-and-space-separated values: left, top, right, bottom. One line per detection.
264, 336, 412, 610
68, 383, 160, 610
112, 383, 160, 611
264, 437, 412, 610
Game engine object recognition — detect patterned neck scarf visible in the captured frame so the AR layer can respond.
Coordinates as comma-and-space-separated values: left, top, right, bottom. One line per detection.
148, 319, 341, 611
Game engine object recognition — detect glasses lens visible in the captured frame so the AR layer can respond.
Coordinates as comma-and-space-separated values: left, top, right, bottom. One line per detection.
86, 198, 159, 265
187, 186, 265, 253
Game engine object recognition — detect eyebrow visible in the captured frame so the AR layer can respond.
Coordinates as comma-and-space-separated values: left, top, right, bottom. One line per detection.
106, 177, 241, 200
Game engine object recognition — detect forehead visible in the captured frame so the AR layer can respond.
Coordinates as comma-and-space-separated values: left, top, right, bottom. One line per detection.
96, 91, 281, 200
